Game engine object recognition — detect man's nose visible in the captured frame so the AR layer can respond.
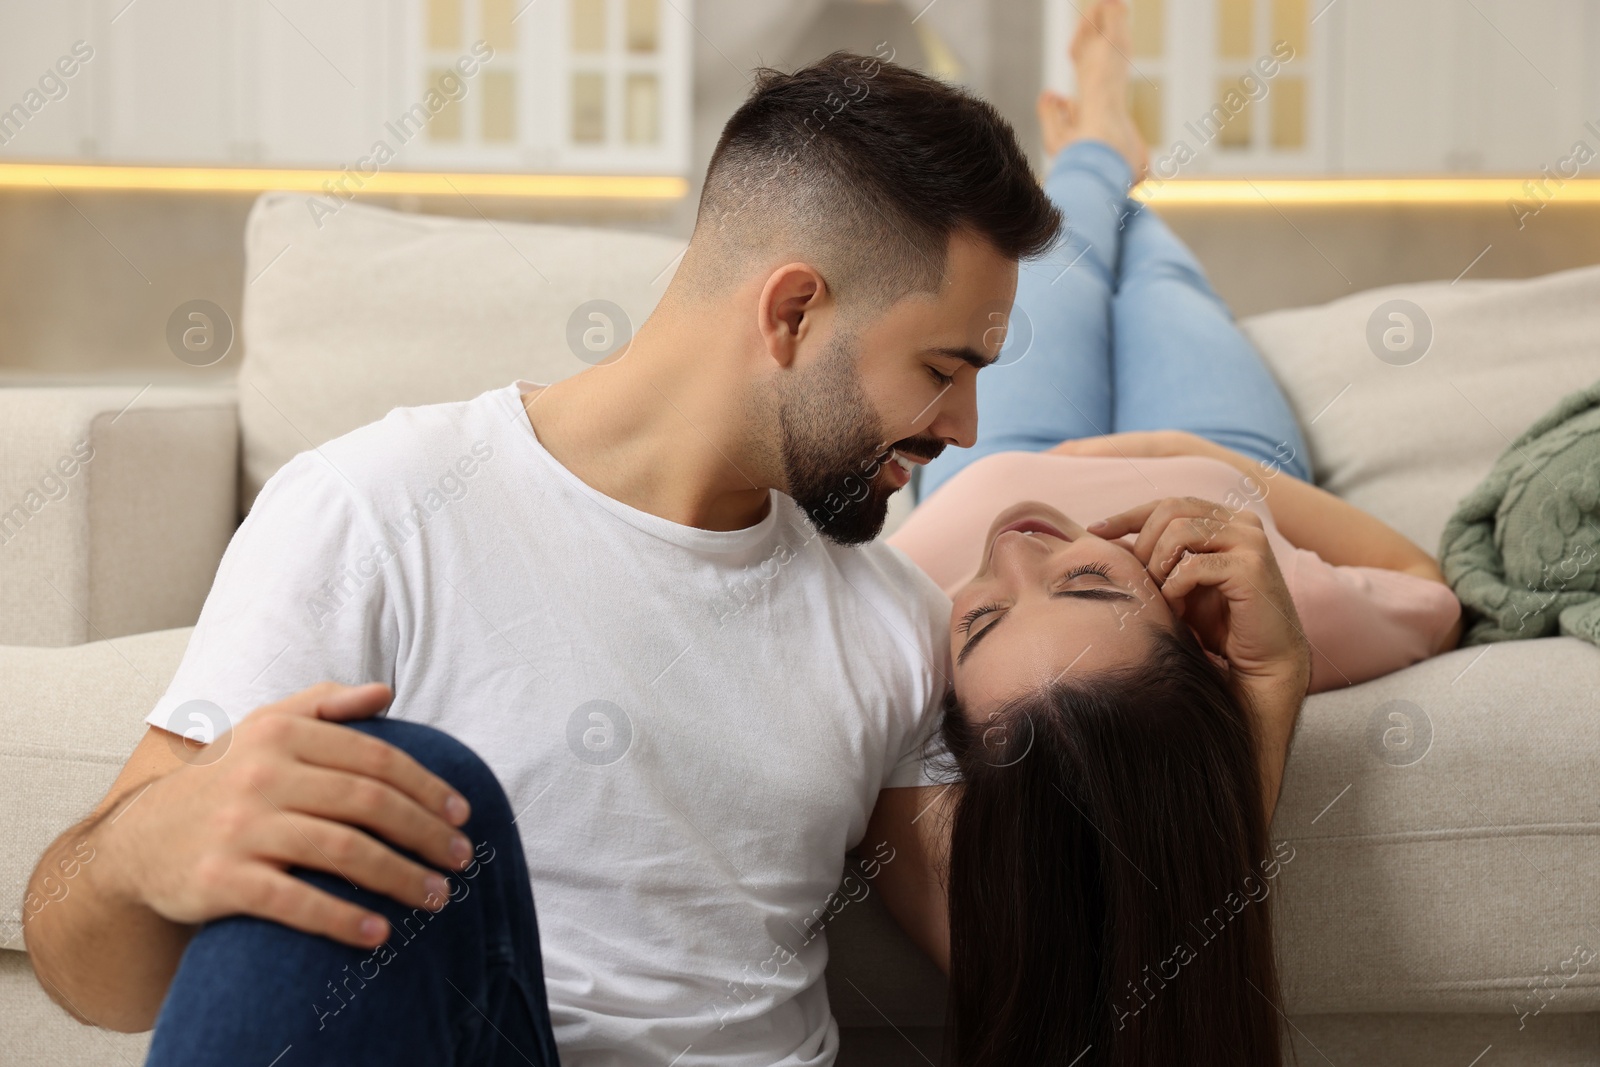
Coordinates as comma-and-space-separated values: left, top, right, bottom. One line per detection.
926, 378, 979, 450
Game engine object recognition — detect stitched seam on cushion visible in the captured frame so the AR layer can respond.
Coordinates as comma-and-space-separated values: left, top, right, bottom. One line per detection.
1296, 823, 1600, 845
1425, 977, 1600, 991
0, 745, 130, 765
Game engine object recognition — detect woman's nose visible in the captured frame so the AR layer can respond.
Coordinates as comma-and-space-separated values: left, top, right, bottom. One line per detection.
989, 530, 1053, 583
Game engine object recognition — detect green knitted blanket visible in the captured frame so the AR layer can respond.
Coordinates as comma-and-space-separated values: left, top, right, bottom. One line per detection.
1439, 376, 1600, 646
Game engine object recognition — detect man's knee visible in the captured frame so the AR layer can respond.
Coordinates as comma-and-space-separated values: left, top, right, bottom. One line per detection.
343, 718, 513, 829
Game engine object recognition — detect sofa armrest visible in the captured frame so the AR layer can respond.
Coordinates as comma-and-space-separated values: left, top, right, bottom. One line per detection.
0, 627, 192, 951
0, 385, 238, 647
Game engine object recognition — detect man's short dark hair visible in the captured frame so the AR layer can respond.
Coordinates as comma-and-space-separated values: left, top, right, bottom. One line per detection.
687, 51, 1064, 315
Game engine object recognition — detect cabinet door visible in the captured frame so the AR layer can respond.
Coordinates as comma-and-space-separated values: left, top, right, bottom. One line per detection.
0, 1, 96, 160
250, 0, 395, 167
1337, 0, 1594, 173
395, 0, 529, 171
547, 0, 692, 174
93, 0, 240, 163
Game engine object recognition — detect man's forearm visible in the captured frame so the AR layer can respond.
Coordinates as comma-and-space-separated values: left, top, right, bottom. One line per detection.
862, 785, 954, 974
23, 787, 194, 1032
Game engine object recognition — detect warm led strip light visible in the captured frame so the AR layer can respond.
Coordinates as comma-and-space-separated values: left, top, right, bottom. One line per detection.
1135, 178, 1600, 206
0, 164, 1595, 206
0, 163, 688, 199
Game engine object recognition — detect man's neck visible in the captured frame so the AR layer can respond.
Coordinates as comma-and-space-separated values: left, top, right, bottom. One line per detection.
521, 315, 777, 532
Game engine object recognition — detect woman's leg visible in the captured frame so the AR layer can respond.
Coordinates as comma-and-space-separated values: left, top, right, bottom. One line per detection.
1109, 203, 1313, 481
915, 139, 1129, 502
145, 719, 561, 1067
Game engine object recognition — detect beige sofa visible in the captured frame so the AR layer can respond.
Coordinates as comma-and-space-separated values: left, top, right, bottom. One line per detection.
3, 193, 1599, 1065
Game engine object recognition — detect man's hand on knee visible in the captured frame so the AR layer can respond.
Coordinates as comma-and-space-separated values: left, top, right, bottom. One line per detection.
99, 682, 475, 949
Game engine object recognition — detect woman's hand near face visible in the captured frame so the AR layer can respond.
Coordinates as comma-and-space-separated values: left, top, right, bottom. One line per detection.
1088, 496, 1312, 821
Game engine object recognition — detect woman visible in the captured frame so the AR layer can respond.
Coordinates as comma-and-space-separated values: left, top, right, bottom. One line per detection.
883, 4, 1462, 1064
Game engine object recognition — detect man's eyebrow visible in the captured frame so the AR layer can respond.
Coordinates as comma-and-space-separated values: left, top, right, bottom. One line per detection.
927, 345, 997, 370
955, 589, 1138, 666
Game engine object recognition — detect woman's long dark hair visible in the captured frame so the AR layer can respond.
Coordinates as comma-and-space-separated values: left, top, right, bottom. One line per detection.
940, 622, 1290, 1067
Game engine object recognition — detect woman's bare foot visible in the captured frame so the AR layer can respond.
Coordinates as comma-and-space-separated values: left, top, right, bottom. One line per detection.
1037, 0, 1149, 184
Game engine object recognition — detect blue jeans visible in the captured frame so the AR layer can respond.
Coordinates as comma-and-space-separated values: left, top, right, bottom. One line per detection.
145, 719, 561, 1067
916, 139, 1312, 502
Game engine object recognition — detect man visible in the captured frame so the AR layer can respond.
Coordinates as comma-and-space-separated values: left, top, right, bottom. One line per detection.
25, 52, 1061, 1064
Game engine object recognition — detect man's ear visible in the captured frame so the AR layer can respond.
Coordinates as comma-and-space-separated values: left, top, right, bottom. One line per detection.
757, 263, 828, 370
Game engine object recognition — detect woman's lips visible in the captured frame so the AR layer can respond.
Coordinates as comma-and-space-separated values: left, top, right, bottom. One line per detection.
993, 517, 1070, 542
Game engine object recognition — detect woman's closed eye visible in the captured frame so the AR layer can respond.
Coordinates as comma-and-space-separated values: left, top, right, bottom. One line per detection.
1058, 560, 1112, 585
958, 601, 1004, 637
959, 561, 1121, 642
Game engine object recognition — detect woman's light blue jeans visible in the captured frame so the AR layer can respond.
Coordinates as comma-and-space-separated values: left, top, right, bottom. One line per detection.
916, 139, 1312, 502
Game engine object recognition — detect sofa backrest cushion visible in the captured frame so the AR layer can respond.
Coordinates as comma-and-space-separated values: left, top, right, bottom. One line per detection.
1240, 264, 1600, 553
238, 192, 687, 513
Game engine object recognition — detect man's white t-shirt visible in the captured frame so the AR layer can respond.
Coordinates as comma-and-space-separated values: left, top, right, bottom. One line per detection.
146, 379, 953, 1066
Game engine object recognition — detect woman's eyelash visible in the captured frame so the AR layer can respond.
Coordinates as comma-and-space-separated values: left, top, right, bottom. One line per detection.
958, 602, 1001, 635
960, 563, 1115, 637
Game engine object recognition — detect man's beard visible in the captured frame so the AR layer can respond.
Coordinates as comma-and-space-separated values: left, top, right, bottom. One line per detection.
776, 332, 943, 546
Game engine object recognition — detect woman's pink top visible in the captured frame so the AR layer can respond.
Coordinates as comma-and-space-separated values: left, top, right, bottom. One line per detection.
887, 452, 1461, 694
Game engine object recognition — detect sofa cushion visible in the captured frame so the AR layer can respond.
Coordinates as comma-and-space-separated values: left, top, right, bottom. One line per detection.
0, 627, 193, 950
0, 386, 239, 648
1239, 264, 1600, 553
1264, 636, 1600, 1014
238, 193, 688, 513
0, 951, 150, 1066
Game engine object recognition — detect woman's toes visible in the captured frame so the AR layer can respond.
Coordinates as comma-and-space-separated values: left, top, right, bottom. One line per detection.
1037, 91, 1079, 159
1037, 89, 1071, 118
1069, 7, 1097, 64
1099, 0, 1132, 51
